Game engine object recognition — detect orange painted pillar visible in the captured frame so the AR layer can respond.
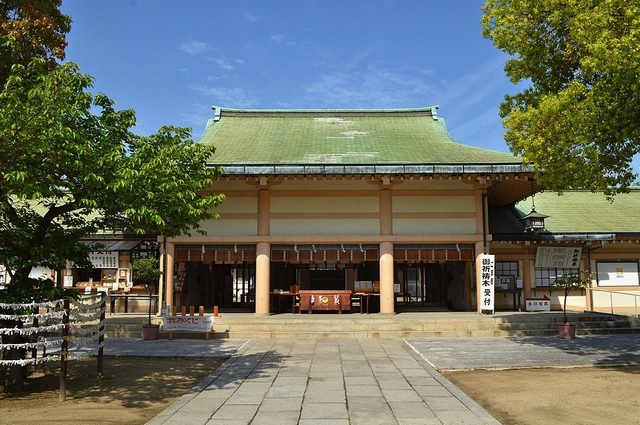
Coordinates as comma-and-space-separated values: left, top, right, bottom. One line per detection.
255, 242, 271, 316
165, 242, 175, 310
379, 241, 395, 314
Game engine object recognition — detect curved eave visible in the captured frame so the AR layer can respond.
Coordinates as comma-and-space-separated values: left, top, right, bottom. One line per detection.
211, 162, 532, 176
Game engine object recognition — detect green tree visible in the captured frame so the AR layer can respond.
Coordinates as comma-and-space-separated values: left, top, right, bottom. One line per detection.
1, 0, 70, 84
131, 257, 163, 325
481, 0, 640, 194
0, 59, 224, 292
0, 59, 223, 392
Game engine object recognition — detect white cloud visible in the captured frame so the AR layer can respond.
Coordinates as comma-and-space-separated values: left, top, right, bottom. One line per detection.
180, 103, 214, 132
271, 34, 286, 43
245, 12, 261, 22
180, 39, 208, 55
303, 65, 435, 108
191, 85, 260, 109
210, 57, 235, 71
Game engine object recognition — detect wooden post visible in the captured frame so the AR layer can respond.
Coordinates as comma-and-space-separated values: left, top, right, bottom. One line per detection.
199, 306, 210, 340
168, 306, 174, 340
97, 294, 105, 377
59, 298, 70, 402
213, 305, 219, 317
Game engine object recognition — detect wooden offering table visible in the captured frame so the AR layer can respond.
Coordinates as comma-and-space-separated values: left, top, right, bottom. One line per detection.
299, 290, 352, 314
110, 292, 158, 315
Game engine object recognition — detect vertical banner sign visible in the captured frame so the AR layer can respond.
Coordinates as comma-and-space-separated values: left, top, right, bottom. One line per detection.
480, 254, 495, 313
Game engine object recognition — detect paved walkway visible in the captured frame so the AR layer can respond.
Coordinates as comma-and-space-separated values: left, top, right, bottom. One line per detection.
95, 335, 640, 425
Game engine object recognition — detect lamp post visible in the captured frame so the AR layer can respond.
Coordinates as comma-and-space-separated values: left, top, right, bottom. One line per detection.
523, 208, 549, 233
523, 181, 548, 233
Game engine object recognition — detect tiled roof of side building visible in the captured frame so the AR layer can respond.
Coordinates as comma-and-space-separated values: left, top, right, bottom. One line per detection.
198, 106, 522, 166
515, 189, 640, 234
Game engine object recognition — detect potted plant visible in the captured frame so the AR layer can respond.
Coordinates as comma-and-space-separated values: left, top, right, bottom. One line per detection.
549, 271, 591, 339
131, 257, 163, 340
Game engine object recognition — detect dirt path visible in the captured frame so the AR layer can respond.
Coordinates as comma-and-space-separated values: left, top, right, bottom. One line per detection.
0, 357, 224, 425
443, 365, 640, 425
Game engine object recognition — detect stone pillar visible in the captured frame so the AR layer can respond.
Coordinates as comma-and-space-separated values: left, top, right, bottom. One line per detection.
255, 242, 271, 316
379, 241, 395, 314
165, 242, 175, 310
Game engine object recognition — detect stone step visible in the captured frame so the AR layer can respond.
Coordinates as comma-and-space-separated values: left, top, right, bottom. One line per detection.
103, 311, 638, 339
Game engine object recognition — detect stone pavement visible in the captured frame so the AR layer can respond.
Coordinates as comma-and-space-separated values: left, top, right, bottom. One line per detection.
405, 334, 640, 370
95, 334, 640, 425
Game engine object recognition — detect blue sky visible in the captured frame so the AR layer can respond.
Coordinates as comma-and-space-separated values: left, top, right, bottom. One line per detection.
60, 0, 518, 155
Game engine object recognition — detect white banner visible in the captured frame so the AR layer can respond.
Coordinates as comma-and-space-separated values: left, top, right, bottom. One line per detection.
480, 254, 495, 312
163, 315, 214, 332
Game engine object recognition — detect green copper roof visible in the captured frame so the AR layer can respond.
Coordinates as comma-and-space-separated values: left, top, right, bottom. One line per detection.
515, 190, 640, 234
198, 106, 521, 167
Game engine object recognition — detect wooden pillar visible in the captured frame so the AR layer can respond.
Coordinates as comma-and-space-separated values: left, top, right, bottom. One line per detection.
522, 259, 532, 299
379, 187, 392, 235
255, 242, 271, 316
379, 241, 395, 314
165, 242, 175, 309
258, 188, 270, 236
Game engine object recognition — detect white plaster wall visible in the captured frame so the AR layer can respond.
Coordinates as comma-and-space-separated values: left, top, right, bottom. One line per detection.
393, 196, 476, 213
198, 219, 257, 236
271, 196, 378, 213
271, 219, 379, 235
214, 196, 257, 213
393, 218, 477, 235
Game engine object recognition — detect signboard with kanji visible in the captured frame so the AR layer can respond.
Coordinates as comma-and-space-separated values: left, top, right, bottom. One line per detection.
535, 247, 582, 268
480, 254, 495, 313
526, 295, 551, 311
162, 315, 214, 332
89, 251, 119, 269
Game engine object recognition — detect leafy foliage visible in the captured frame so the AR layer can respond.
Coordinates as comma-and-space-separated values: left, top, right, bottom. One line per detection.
131, 257, 163, 324
131, 257, 163, 288
482, 0, 640, 194
0, 0, 70, 85
548, 271, 591, 323
0, 59, 224, 290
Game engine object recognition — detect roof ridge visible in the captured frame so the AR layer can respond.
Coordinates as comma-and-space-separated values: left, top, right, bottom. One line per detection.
212, 105, 440, 118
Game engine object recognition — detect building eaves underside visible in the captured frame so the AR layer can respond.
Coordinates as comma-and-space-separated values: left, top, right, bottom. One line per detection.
210, 163, 542, 208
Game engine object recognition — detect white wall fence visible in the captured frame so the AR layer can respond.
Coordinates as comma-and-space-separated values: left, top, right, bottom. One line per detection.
589, 288, 640, 317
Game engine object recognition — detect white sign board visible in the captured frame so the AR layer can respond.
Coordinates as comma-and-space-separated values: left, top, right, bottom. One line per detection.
480, 254, 495, 312
89, 251, 119, 269
163, 315, 214, 332
596, 262, 639, 287
535, 247, 582, 268
526, 297, 551, 312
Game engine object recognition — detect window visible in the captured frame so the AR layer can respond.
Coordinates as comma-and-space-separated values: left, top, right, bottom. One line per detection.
496, 261, 518, 278
535, 267, 576, 287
